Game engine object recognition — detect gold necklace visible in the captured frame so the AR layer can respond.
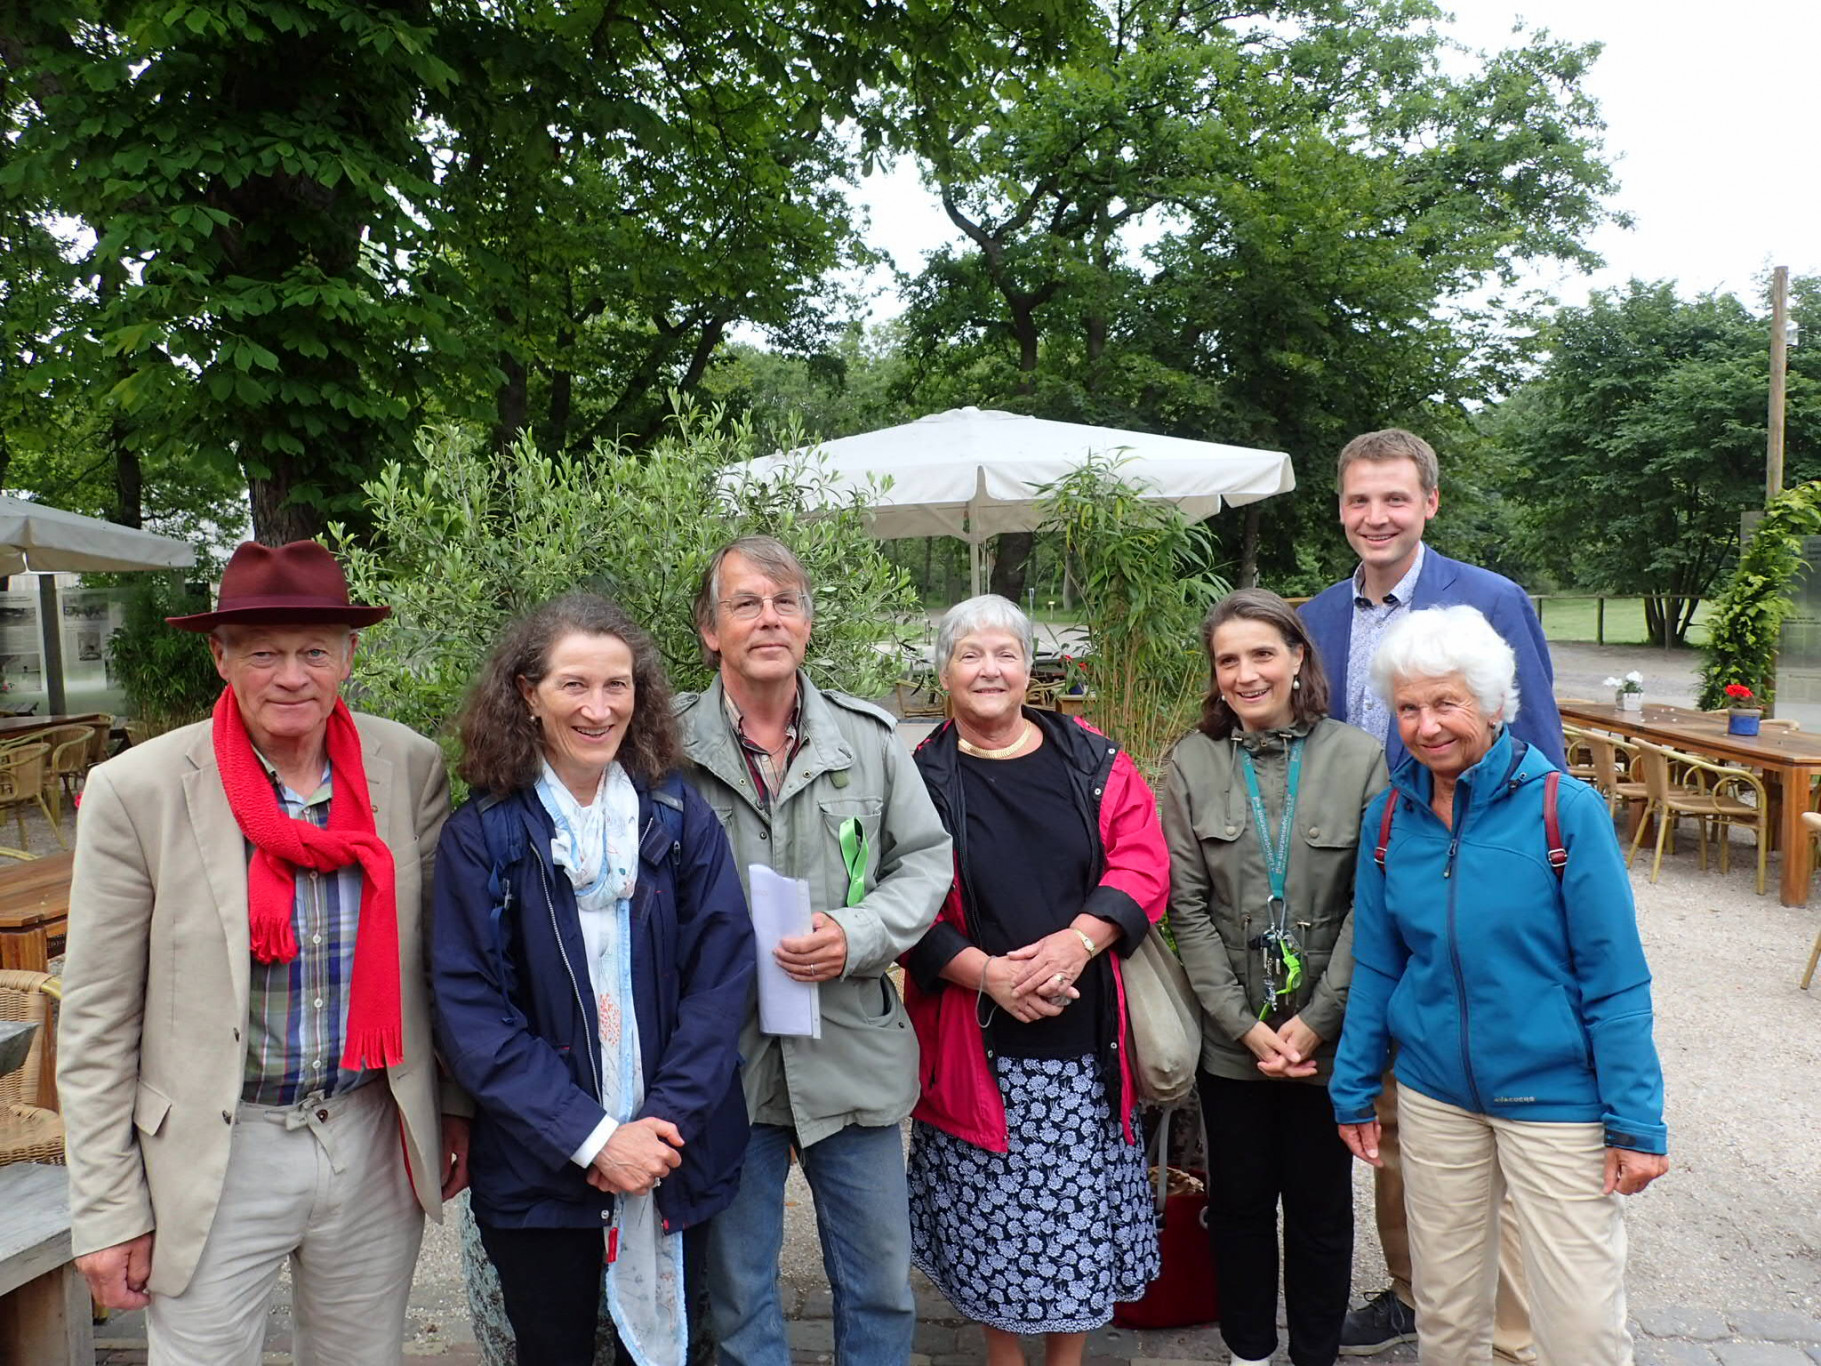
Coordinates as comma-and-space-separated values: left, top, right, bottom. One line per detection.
957, 720, 1034, 760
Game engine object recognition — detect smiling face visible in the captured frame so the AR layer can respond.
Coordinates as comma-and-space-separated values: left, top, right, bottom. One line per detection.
1210, 617, 1304, 733
700, 550, 811, 692
1339, 456, 1438, 589
519, 631, 635, 798
1392, 671, 1499, 782
940, 627, 1031, 732
211, 624, 354, 754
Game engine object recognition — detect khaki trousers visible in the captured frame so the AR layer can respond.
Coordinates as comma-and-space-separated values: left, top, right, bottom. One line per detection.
1396, 1084, 1633, 1366
1377, 1074, 1534, 1362
145, 1081, 425, 1366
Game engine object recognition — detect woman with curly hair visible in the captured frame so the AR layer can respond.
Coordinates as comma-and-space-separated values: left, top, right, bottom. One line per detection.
432, 592, 754, 1366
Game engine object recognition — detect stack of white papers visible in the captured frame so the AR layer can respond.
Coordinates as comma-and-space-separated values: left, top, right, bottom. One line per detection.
749, 864, 820, 1039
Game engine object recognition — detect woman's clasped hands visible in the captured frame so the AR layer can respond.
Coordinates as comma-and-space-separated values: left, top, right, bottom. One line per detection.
1242, 1015, 1321, 1079
587, 1116, 684, 1195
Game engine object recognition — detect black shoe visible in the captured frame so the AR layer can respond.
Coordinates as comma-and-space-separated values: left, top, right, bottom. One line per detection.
1338, 1287, 1418, 1355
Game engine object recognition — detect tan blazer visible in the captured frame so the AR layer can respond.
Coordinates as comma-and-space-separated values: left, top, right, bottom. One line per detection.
58, 712, 453, 1296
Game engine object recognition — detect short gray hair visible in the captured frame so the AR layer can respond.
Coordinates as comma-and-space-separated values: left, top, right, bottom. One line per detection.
935, 594, 1035, 675
1369, 605, 1521, 724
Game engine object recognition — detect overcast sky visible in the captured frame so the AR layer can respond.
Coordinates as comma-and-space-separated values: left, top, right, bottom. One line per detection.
848, 0, 1820, 319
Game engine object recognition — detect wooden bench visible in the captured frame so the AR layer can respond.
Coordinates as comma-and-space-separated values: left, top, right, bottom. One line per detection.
0, 1162, 92, 1363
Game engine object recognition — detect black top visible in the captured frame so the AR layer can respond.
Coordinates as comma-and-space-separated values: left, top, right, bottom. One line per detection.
959, 738, 1103, 1058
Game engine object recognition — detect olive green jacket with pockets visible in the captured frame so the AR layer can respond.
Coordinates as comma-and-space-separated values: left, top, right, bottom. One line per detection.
1162, 717, 1388, 1083
676, 673, 952, 1147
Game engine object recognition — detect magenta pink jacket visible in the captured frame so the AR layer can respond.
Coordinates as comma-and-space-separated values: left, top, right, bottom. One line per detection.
903, 711, 1170, 1152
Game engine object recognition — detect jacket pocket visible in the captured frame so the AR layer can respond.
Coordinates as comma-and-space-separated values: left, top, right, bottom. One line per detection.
133, 1080, 173, 1137
818, 797, 884, 897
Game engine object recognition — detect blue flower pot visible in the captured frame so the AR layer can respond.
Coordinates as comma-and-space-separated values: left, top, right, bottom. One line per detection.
1728, 710, 1761, 736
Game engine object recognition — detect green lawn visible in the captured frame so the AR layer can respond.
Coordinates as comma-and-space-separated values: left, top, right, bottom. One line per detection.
1530, 595, 1712, 647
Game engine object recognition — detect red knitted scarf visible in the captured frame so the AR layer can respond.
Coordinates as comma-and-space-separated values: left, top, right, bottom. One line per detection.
212, 687, 403, 1071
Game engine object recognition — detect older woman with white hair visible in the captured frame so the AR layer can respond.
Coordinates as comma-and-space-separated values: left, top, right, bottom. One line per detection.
1330, 604, 1669, 1366
901, 594, 1166, 1366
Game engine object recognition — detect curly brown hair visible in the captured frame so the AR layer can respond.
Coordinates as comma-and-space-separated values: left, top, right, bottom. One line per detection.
457, 593, 682, 795
1196, 588, 1332, 741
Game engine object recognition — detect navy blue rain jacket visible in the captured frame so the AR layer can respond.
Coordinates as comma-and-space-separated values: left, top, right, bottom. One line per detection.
433, 775, 756, 1231
1330, 729, 1667, 1154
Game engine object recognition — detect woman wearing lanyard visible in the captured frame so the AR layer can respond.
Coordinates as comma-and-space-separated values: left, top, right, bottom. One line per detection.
1161, 589, 1387, 1366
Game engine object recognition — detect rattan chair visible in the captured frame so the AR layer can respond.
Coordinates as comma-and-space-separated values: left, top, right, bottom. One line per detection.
1626, 739, 1768, 894
0, 742, 60, 850
0, 969, 64, 1167
1578, 730, 1647, 819
40, 723, 95, 822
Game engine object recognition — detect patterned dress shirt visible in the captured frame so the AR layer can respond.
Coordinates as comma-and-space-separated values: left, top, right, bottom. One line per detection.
241, 760, 369, 1106
722, 687, 804, 808
1344, 542, 1426, 747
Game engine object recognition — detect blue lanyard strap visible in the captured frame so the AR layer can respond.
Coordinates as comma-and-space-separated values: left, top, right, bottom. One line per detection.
1238, 735, 1304, 913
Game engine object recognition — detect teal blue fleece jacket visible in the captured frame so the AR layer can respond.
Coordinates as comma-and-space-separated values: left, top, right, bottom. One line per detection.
1330, 728, 1668, 1154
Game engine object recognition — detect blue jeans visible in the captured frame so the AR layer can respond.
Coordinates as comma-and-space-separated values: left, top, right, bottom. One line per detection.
705, 1122, 914, 1366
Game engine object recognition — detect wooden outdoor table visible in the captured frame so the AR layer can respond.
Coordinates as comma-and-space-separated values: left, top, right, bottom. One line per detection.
1558, 700, 1821, 907
0, 853, 73, 974
0, 714, 106, 742
0, 1162, 92, 1364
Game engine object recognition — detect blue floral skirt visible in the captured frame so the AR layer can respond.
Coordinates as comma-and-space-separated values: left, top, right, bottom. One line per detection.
908, 1053, 1161, 1334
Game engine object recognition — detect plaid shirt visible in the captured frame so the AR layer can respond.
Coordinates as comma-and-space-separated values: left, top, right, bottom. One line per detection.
722, 687, 804, 808
241, 760, 369, 1106
1345, 542, 1425, 747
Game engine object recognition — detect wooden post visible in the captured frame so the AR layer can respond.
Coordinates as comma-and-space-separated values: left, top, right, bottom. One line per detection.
1769, 265, 1789, 503
1597, 597, 1606, 645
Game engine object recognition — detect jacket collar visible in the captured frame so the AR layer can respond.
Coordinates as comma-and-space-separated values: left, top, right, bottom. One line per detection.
1388, 723, 1551, 815
685, 672, 855, 811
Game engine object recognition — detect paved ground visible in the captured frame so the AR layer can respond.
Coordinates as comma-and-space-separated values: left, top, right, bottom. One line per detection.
70, 645, 1821, 1361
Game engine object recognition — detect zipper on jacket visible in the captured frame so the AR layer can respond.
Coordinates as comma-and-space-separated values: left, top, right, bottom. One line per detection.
1441, 797, 1485, 1113
537, 857, 603, 1103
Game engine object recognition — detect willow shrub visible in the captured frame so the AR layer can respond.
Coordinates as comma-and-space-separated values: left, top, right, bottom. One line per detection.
333, 402, 919, 770
1040, 454, 1229, 779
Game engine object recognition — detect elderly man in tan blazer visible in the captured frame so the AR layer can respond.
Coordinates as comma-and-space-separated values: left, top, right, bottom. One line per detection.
58, 540, 469, 1365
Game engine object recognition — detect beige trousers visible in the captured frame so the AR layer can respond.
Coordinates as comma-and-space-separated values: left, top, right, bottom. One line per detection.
1377, 1073, 1535, 1362
1397, 1084, 1633, 1366
146, 1081, 425, 1366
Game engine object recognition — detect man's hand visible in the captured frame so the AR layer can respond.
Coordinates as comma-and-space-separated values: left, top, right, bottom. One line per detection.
776, 913, 849, 983
1338, 1121, 1384, 1168
440, 1114, 472, 1200
1602, 1147, 1669, 1195
586, 1117, 684, 1196
78, 1233, 154, 1311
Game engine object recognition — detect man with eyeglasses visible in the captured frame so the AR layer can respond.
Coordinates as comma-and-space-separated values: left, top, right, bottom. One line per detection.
676, 535, 952, 1366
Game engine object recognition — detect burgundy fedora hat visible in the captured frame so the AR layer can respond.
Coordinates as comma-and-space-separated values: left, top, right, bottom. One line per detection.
166, 540, 391, 632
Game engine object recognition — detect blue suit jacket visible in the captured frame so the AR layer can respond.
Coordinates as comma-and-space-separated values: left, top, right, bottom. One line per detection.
1299, 546, 1566, 771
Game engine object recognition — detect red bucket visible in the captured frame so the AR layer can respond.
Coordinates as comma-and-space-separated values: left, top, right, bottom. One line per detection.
1113, 1166, 1219, 1329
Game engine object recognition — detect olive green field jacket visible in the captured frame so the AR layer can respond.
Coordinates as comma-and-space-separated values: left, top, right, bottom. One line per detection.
676, 673, 952, 1146
1161, 717, 1388, 1084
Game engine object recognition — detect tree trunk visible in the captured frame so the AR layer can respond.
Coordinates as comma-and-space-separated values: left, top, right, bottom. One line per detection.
247, 464, 321, 544
494, 347, 529, 454
989, 531, 1034, 603
1237, 505, 1261, 588
109, 421, 143, 528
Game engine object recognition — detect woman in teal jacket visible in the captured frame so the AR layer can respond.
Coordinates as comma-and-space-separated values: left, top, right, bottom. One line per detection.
1330, 604, 1668, 1366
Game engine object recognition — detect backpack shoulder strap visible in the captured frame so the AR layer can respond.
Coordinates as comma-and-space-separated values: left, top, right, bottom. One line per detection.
1373, 796, 1396, 874
474, 792, 527, 974
640, 774, 687, 876
1543, 771, 1567, 880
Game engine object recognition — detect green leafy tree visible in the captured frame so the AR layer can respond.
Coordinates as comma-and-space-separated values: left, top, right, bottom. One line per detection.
1492, 278, 1821, 646
896, 0, 1622, 595
106, 573, 223, 732
335, 403, 920, 764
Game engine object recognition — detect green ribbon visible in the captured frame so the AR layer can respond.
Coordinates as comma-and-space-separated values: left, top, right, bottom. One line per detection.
838, 817, 867, 908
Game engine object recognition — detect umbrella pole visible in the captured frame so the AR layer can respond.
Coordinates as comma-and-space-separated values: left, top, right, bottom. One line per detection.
38, 574, 66, 716
969, 541, 983, 597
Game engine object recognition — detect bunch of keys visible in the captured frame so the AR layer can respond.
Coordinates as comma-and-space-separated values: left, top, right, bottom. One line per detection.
1255, 924, 1305, 1022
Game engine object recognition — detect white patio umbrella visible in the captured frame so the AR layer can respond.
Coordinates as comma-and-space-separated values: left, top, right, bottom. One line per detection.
0, 496, 196, 713
731, 407, 1295, 592
0, 496, 195, 576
